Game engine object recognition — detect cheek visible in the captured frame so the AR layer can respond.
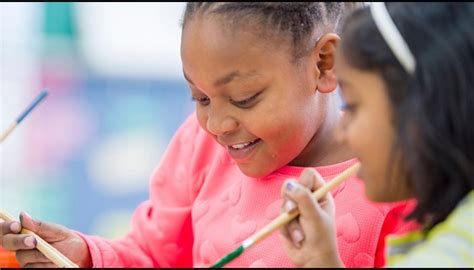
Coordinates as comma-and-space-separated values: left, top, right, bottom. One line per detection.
344, 114, 369, 159
250, 103, 312, 165
258, 101, 313, 146
249, 99, 288, 137
350, 115, 398, 201
344, 114, 386, 179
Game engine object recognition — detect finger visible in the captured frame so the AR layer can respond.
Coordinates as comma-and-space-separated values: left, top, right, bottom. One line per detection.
1, 221, 22, 242
299, 168, 324, 191
279, 232, 295, 250
20, 212, 66, 241
286, 219, 304, 248
299, 168, 333, 205
16, 249, 51, 265
283, 180, 322, 221
23, 262, 58, 268
281, 199, 303, 247
1, 234, 37, 251
279, 223, 291, 243
279, 218, 299, 252
279, 198, 296, 241
281, 177, 298, 197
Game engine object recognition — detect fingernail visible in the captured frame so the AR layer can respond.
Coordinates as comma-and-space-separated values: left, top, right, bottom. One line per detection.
24, 236, 37, 247
20, 212, 31, 224
286, 181, 297, 191
285, 200, 296, 212
301, 168, 316, 180
292, 229, 304, 244
10, 222, 21, 233
23, 212, 32, 219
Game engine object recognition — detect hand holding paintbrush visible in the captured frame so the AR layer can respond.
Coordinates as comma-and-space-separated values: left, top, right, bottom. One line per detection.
210, 162, 360, 268
0, 211, 79, 268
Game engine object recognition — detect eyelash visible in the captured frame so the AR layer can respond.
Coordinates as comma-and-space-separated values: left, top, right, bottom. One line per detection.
191, 91, 262, 108
231, 92, 261, 108
191, 96, 210, 106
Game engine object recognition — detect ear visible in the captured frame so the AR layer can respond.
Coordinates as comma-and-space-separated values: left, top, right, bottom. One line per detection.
312, 33, 340, 94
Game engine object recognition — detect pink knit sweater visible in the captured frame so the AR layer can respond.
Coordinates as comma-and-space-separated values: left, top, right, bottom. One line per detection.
79, 113, 416, 268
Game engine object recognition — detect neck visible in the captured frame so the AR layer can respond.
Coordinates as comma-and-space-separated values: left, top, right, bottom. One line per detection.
290, 96, 355, 167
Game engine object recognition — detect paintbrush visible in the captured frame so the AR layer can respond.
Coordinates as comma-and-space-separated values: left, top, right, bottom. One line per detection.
209, 162, 361, 268
0, 90, 48, 144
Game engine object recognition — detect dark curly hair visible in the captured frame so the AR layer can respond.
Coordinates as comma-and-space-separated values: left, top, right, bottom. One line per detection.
341, 3, 474, 231
182, 2, 363, 60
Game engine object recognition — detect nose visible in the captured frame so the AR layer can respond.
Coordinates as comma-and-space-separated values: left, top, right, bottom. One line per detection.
206, 106, 238, 136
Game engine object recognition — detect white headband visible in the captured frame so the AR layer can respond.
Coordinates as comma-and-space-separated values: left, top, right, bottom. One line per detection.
370, 2, 416, 74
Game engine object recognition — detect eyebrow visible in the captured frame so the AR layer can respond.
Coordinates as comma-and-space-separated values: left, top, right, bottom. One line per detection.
183, 70, 259, 87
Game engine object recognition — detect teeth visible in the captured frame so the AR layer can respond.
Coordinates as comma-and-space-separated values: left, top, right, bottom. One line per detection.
231, 141, 252, 150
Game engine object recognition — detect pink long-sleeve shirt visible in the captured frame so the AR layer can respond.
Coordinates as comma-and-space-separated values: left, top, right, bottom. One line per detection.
79, 113, 416, 268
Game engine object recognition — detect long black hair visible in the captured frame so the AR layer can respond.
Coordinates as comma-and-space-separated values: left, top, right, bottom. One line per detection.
341, 3, 474, 231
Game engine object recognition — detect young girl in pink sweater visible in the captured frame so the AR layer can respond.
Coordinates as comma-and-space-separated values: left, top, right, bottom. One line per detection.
0, 3, 416, 268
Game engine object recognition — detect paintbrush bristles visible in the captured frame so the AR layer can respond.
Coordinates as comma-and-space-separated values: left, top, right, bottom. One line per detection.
0, 210, 79, 268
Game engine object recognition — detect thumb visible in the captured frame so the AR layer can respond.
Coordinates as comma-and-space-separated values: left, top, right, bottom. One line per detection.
299, 168, 326, 191
300, 168, 334, 208
20, 212, 67, 241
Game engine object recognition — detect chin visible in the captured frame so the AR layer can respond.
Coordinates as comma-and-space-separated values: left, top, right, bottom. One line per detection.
365, 191, 390, 202
363, 177, 388, 202
237, 163, 273, 178
365, 187, 409, 203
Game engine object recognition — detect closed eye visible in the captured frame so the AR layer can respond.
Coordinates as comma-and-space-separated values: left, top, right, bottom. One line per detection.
231, 91, 263, 109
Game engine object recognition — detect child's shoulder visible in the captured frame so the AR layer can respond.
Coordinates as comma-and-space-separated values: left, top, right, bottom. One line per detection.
429, 190, 474, 239
175, 112, 204, 141
387, 191, 474, 267
173, 112, 216, 149
171, 112, 235, 169
151, 113, 235, 197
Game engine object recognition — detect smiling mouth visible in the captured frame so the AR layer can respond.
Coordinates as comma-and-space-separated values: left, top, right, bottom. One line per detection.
228, 138, 261, 150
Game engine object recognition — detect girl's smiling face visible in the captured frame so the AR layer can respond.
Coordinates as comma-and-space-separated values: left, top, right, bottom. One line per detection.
181, 16, 333, 177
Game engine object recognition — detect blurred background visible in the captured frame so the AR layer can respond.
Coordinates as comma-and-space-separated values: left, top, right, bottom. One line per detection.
0, 2, 193, 239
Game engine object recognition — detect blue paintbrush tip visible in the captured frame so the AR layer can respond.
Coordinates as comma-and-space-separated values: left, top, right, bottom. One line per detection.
16, 90, 48, 124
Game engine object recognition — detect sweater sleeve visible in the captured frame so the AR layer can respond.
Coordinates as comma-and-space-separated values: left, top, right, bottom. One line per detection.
78, 113, 202, 267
